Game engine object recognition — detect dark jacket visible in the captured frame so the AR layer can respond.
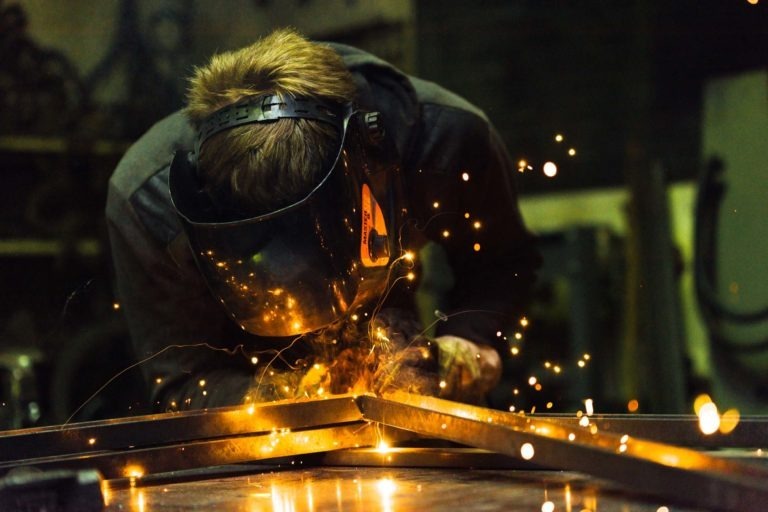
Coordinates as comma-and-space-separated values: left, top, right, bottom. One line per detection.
106, 43, 539, 411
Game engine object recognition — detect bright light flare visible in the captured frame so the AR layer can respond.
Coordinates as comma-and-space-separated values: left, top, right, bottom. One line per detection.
698, 402, 720, 435
543, 161, 558, 178
520, 442, 535, 460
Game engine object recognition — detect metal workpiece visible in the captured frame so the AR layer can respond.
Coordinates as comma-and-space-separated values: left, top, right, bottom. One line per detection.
2, 423, 376, 481
357, 392, 768, 512
537, 413, 768, 449
0, 394, 363, 462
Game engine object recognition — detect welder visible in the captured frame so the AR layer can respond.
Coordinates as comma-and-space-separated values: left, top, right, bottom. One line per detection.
106, 28, 539, 411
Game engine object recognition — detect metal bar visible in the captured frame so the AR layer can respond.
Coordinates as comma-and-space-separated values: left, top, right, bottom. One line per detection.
536, 413, 768, 449
357, 392, 768, 512
0, 395, 362, 462
1, 423, 375, 481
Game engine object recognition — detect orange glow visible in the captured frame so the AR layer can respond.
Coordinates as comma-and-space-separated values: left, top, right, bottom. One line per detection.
473, 243, 481, 252
720, 408, 741, 434
693, 393, 713, 414
627, 399, 639, 412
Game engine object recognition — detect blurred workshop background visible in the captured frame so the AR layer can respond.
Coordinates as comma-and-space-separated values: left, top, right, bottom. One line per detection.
1, 0, 767, 429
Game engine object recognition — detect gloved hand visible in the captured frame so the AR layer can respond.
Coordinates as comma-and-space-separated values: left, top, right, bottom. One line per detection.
434, 335, 502, 404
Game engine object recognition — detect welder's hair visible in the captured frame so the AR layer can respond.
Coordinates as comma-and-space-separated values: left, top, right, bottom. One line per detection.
186, 28, 356, 215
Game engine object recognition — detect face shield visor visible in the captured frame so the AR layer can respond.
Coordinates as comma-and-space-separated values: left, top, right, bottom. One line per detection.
169, 95, 392, 337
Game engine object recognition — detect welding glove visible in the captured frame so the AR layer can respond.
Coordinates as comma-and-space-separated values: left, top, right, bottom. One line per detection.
434, 335, 502, 404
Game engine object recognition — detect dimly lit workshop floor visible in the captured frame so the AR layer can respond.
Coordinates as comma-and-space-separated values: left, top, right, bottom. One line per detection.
104, 466, 695, 511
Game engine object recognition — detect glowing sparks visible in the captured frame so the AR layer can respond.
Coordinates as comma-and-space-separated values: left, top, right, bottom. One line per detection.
403, 251, 415, 262
520, 442, 535, 460
518, 159, 528, 168
376, 440, 391, 453
112, 302, 121, 310
88, 438, 96, 446
439, 380, 447, 389
542, 501, 555, 512
554, 134, 564, 142
464, 212, 470, 219
461, 172, 470, 181
198, 379, 206, 387
747, 0, 759, 4
251, 356, 259, 365
698, 402, 721, 435
528, 376, 537, 386
472, 221, 482, 229
406, 272, 416, 281
584, 398, 594, 416
543, 161, 558, 178
124, 465, 144, 480
577, 360, 586, 368
579, 416, 590, 428
442, 230, 451, 238
351, 314, 359, 321
520, 317, 529, 327
155, 377, 162, 384
510, 347, 520, 356
568, 148, 577, 156
432, 201, 440, 209
720, 408, 741, 434
473, 243, 481, 252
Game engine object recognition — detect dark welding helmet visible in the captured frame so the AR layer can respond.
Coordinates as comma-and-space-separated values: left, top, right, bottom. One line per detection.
169, 94, 395, 337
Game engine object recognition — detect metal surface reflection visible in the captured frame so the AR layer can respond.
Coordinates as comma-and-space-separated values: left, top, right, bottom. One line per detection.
104, 467, 695, 512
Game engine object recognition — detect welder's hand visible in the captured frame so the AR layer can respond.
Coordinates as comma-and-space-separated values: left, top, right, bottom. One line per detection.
434, 335, 502, 404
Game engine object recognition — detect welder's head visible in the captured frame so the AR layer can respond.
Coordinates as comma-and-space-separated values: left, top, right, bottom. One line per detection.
169, 29, 395, 337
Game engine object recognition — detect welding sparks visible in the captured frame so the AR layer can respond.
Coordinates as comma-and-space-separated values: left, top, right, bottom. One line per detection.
541, 501, 555, 512
543, 161, 558, 178
461, 172, 470, 181
520, 442, 535, 460
697, 400, 720, 435
584, 398, 594, 416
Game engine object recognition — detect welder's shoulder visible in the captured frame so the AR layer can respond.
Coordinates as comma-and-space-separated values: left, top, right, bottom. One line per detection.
410, 76, 488, 124
108, 111, 194, 202
106, 111, 194, 245
408, 77, 493, 171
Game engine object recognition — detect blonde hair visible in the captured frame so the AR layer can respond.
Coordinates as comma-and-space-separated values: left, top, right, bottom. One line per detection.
186, 28, 356, 214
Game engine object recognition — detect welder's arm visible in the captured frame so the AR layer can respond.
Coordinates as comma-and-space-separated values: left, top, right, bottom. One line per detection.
428, 125, 540, 401
106, 185, 253, 411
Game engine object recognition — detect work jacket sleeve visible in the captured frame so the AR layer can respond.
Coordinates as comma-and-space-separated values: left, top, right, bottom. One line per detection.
106, 169, 254, 412
407, 105, 540, 356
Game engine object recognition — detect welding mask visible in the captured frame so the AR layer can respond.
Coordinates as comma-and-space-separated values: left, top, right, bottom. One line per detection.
169, 94, 397, 337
